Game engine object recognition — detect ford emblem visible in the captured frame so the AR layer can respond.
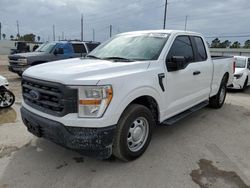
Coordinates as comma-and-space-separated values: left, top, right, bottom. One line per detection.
29, 90, 40, 100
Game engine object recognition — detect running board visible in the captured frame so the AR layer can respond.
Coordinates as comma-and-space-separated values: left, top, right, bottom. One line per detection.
161, 101, 209, 126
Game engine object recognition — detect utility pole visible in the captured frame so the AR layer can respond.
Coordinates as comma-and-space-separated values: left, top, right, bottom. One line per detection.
163, 0, 168, 29
92, 29, 95, 41
0, 22, 1, 40
184, 15, 188, 31
53, 25, 55, 41
17, 20, 20, 38
81, 14, 83, 41
110, 25, 112, 38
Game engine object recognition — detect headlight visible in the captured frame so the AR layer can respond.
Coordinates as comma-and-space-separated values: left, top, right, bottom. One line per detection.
18, 58, 28, 65
78, 85, 113, 118
234, 73, 243, 79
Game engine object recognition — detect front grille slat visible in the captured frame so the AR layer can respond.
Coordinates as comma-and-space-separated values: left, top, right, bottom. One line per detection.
22, 76, 77, 117
23, 84, 62, 98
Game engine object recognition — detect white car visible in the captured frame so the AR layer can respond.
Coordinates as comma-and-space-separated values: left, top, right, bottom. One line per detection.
0, 75, 15, 108
227, 56, 250, 90
20, 30, 234, 161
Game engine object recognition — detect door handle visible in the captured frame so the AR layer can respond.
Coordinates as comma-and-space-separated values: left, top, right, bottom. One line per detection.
158, 73, 165, 92
193, 71, 201, 75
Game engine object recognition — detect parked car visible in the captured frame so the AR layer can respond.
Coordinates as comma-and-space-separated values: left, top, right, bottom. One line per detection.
8, 41, 100, 76
0, 75, 15, 108
227, 56, 250, 90
20, 30, 234, 161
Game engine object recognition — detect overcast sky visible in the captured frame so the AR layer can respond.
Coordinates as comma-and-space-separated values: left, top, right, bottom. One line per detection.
0, 0, 250, 43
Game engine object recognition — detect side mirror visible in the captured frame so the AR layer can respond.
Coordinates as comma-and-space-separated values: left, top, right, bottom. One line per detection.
54, 48, 64, 55
167, 56, 186, 71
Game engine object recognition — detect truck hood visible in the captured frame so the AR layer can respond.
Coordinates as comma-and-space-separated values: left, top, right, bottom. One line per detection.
235, 68, 245, 74
9, 52, 45, 58
23, 58, 150, 85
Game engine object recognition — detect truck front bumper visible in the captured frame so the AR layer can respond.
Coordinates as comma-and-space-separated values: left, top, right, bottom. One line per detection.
21, 107, 116, 159
8, 65, 29, 74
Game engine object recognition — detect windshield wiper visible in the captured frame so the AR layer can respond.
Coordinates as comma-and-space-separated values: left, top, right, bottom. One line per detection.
102, 57, 134, 62
85, 55, 101, 59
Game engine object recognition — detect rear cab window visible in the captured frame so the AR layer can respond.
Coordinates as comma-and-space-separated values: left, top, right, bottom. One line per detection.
193, 36, 207, 61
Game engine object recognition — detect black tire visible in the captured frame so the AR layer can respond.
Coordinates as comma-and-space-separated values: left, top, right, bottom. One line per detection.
0, 89, 15, 108
113, 104, 155, 161
18, 72, 22, 77
242, 77, 248, 91
209, 75, 228, 109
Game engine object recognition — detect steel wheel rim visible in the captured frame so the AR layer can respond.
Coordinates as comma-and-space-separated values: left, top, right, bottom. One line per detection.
127, 117, 149, 152
0, 91, 14, 107
219, 86, 226, 104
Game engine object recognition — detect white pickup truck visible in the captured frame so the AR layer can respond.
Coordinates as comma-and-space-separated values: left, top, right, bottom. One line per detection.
21, 30, 234, 161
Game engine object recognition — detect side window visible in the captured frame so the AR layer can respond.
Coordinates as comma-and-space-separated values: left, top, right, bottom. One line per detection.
248, 58, 250, 69
72, 43, 87, 54
56, 43, 64, 54
63, 43, 73, 55
166, 36, 194, 63
194, 37, 207, 61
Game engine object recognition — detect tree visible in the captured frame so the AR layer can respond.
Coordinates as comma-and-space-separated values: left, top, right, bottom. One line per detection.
19, 33, 36, 42
220, 40, 231, 48
230, 41, 241, 48
37, 36, 41, 42
2, 33, 6, 39
244, 40, 250, 48
211, 38, 220, 48
10, 35, 14, 40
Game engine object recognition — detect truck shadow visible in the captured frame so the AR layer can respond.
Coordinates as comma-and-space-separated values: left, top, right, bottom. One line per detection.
1, 103, 250, 187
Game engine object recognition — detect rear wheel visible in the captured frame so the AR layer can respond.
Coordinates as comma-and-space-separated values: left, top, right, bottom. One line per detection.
113, 104, 154, 161
209, 75, 228, 109
0, 89, 15, 108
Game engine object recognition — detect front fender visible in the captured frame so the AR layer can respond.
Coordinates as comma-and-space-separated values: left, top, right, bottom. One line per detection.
108, 86, 164, 124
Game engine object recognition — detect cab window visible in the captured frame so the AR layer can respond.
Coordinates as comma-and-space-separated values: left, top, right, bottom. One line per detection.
194, 37, 207, 61
166, 36, 194, 63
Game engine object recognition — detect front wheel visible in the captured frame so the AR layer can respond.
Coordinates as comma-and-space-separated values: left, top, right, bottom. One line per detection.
209, 75, 228, 109
113, 104, 155, 161
0, 89, 15, 108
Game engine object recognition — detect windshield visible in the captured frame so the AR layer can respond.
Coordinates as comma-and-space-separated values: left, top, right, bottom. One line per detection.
35, 42, 56, 53
235, 58, 246, 68
89, 33, 169, 61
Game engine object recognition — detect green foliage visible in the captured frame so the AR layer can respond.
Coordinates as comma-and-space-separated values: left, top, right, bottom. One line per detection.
220, 40, 231, 48
211, 38, 220, 48
19, 33, 36, 42
230, 41, 241, 48
244, 40, 250, 48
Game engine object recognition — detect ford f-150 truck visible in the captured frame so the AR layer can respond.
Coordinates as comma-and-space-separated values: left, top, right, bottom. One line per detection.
21, 30, 234, 161
8, 41, 100, 76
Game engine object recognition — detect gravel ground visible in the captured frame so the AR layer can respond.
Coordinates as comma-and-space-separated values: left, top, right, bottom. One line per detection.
1, 55, 250, 188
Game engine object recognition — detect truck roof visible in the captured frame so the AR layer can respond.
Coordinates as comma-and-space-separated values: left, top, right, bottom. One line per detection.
118, 30, 202, 36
